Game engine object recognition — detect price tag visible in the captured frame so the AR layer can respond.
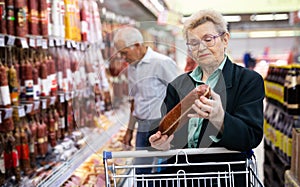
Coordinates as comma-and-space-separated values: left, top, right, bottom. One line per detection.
76, 43, 80, 50
101, 43, 105, 49
0, 35, 5, 47
41, 99, 47, 109
71, 41, 77, 48
21, 38, 29, 48
25, 104, 33, 113
4, 108, 13, 119
34, 101, 40, 110
36, 38, 42, 46
65, 93, 70, 101
60, 94, 65, 103
66, 40, 71, 48
18, 106, 26, 117
42, 39, 48, 49
55, 38, 61, 46
50, 96, 56, 105
7, 36, 15, 46
49, 38, 55, 47
80, 43, 85, 51
61, 39, 65, 46
29, 38, 36, 47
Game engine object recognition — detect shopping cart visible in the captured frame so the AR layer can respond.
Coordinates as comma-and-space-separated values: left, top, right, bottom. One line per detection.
103, 148, 264, 187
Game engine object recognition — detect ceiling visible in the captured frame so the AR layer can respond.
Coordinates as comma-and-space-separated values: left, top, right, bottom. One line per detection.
100, 0, 157, 21
101, 0, 300, 20
99, 0, 300, 32
165, 0, 300, 16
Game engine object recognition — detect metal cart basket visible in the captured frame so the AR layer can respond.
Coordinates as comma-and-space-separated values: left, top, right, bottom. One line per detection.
103, 148, 264, 187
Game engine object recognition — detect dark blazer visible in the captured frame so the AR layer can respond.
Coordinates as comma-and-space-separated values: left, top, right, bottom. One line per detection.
159, 57, 265, 152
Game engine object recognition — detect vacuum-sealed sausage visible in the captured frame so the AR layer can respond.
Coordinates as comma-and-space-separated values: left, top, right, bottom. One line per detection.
158, 84, 211, 136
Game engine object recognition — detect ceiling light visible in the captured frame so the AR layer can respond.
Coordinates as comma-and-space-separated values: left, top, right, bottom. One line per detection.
223, 15, 241, 22
277, 30, 297, 37
250, 13, 289, 21
249, 31, 277, 37
274, 13, 288, 20
251, 14, 274, 21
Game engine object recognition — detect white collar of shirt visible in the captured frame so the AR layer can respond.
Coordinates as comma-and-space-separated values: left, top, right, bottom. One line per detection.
137, 47, 153, 64
189, 55, 227, 83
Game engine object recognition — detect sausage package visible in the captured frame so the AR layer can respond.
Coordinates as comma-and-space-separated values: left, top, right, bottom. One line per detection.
158, 84, 211, 136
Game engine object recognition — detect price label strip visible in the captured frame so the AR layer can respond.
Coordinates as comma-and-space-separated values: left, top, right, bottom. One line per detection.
60, 94, 65, 103
41, 99, 47, 109
18, 106, 26, 117
36, 38, 42, 46
50, 96, 56, 105
34, 101, 40, 110
49, 38, 55, 47
42, 39, 48, 49
25, 104, 33, 114
21, 38, 29, 48
29, 37, 36, 47
3, 108, 13, 119
7, 36, 15, 46
0, 35, 5, 47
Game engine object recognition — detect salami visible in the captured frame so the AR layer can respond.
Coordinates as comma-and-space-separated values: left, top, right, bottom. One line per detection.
158, 84, 211, 136
0, 0, 7, 34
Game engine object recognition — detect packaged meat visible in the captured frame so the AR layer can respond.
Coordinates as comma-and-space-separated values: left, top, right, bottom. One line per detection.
158, 84, 211, 136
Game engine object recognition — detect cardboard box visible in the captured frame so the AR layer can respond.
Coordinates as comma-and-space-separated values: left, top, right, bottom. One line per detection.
285, 170, 300, 187
291, 128, 300, 182
298, 128, 300, 182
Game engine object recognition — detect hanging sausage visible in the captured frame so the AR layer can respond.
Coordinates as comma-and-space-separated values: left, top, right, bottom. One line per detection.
38, 0, 47, 36
28, 0, 39, 35
6, 0, 15, 35
15, 0, 27, 37
0, 0, 7, 34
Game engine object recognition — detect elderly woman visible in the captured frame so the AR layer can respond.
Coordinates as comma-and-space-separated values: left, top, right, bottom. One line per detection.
149, 9, 265, 186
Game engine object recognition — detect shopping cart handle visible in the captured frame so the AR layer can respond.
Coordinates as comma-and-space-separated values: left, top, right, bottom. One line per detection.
103, 151, 112, 160
103, 147, 241, 160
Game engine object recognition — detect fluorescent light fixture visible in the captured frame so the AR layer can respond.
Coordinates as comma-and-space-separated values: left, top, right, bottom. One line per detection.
230, 32, 248, 38
250, 13, 289, 21
251, 14, 274, 21
274, 13, 288, 20
224, 15, 241, 22
231, 29, 300, 38
277, 30, 295, 37
150, 0, 164, 12
249, 31, 276, 38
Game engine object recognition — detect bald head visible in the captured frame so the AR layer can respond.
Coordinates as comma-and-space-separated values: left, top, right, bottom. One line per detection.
113, 27, 144, 50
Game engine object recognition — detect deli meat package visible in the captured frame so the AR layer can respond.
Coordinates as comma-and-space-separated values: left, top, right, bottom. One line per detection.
158, 84, 211, 136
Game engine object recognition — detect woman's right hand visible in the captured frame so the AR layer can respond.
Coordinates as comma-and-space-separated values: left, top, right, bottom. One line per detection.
149, 131, 174, 151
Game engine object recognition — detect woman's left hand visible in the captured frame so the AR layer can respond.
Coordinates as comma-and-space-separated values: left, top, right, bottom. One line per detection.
187, 89, 225, 132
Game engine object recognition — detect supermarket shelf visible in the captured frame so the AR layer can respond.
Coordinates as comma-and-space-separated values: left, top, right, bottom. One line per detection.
37, 105, 130, 187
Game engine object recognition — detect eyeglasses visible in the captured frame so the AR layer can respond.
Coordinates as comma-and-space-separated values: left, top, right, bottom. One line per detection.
186, 32, 225, 51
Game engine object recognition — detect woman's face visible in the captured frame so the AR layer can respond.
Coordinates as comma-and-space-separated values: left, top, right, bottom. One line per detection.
187, 21, 229, 68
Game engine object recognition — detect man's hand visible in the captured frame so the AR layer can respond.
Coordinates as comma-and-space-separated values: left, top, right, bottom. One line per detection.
122, 130, 133, 150
149, 131, 174, 151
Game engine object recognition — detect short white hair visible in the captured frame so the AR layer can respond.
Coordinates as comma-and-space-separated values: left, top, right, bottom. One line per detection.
113, 26, 144, 48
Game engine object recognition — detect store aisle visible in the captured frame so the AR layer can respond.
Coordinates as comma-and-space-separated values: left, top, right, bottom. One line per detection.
254, 139, 265, 182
